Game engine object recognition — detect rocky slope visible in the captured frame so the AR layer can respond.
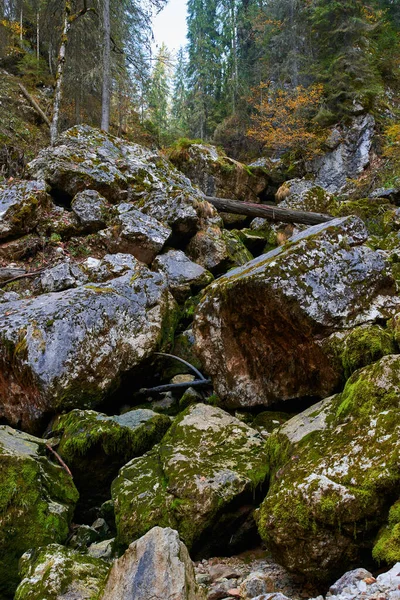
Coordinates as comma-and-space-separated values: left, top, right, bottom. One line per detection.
1, 121, 400, 600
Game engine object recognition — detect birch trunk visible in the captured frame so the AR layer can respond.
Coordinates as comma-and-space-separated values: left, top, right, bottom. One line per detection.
101, 0, 111, 132
50, 2, 71, 145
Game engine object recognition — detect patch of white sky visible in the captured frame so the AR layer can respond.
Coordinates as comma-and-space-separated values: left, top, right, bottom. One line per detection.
151, 0, 188, 60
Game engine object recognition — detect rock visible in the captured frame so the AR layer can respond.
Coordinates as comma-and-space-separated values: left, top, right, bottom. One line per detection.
0, 266, 26, 280
251, 594, 292, 600
329, 568, 373, 595
101, 526, 200, 600
193, 216, 396, 408
27, 125, 213, 240
15, 544, 109, 600
40, 261, 77, 293
112, 404, 268, 556
257, 355, 400, 581
0, 267, 177, 433
0, 179, 51, 240
312, 115, 375, 193
373, 498, 400, 564
275, 179, 336, 213
51, 408, 171, 516
68, 524, 101, 550
88, 539, 115, 561
0, 233, 43, 261
71, 189, 110, 230
187, 225, 253, 274
80, 253, 139, 282
251, 412, 291, 438
239, 572, 274, 599
103, 203, 171, 264
36, 203, 81, 239
167, 141, 268, 201
369, 187, 400, 205
153, 249, 213, 303
0, 426, 78, 597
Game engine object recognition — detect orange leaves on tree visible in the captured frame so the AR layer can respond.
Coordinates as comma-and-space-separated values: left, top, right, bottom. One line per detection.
247, 83, 324, 156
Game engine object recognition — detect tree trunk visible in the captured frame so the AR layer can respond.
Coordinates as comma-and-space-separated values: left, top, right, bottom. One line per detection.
50, 2, 71, 145
101, 0, 111, 132
205, 196, 334, 226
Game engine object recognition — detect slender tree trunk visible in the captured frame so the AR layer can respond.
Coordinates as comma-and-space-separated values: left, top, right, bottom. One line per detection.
36, 11, 39, 61
19, 7, 22, 41
101, 0, 111, 132
50, 2, 71, 145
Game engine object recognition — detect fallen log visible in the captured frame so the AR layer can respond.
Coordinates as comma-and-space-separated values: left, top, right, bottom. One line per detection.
133, 379, 212, 400
18, 83, 51, 128
205, 195, 334, 226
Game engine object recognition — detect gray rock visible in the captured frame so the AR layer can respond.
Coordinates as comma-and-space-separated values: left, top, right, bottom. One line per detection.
0, 179, 51, 240
329, 568, 373, 595
239, 572, 274, 599
312, 115, 375, 193
251, 595, 292, 600
15, 544, 109, 600
187, 225, 253, 274
0, 427, 79, 597
276, 179, 335, 214
40, 261, 77, 292
193, 216, 395, 408
104, 203, 171, 263
80, 253, 140, 282
71, 189, 109, 230
88, 539, 115, 561
0, 268, 177, 433
112, 404, 268, 555
0, 290, 21, 302
101, 527, 200, 600
153, 249, 213, 302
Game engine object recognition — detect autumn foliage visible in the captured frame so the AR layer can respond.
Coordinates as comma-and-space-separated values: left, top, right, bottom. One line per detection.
247, 83, 324, 155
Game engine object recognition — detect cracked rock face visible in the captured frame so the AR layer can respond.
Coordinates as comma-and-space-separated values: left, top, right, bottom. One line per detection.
111, 404, 268, 557
193, 216, 397, 408
0, 267, 177, 433
0, 180, 51, 240
257, 355, 400, 581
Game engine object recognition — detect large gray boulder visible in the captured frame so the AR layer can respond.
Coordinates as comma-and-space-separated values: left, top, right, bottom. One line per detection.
15, 544, 109, 600
101, 527, 201, 600
153, 249, 213, 302
0, 266, 177, 433
27, 125, 216, 239
70, 189, 110, 231
193, 216, 398, 408
111, 404, 268, 556
0, 427, 78, 597
0, 180, 51, 240
257, 355, 400, 581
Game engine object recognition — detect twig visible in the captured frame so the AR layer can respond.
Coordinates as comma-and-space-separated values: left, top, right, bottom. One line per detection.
46, 444, 73, 477
0, 267, 46, 288
134, 379, 212, 399
154, 352, 207, 380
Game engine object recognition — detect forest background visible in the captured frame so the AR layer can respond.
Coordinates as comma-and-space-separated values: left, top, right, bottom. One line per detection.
1, 0, 400, 167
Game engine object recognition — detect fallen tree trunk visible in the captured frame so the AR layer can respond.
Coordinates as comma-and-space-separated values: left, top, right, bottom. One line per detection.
205, 196, 334, 226
18, 84, 51, 128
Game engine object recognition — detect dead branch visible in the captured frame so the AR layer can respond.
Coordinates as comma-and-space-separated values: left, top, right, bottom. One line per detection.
18, 84, 51, 128
46, 444, 73, 477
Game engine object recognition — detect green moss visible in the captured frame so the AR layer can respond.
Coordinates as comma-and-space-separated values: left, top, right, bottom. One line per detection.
373, 500, 400, 564
331, 197, 397, 238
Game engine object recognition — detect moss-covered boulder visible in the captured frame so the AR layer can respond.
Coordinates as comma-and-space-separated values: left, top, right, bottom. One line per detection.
0, 266, 178, 434
51, 408, 171, 516
15, 544, 109, 600
257, 355, 400, 581
166, 140, 269, 202
373, 499, 400, 565
193, 216, 398, 408
331, 197, 399, 239
0, 426, 78, 597
275, 179, 337, 214
186, 225, 253, 274
112, 404, 268, 556
0, 180, 52, 240
27, 125, 217, 240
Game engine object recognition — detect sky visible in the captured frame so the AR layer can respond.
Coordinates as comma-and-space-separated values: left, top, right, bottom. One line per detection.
152, 0, 188, 56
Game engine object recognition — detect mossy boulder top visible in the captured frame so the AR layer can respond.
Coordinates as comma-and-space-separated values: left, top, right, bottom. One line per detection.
0, 426, 79, 598
193, 215, 399, 408
0, 179, 52, 241
27, 125, 217, 238
257, 354, 400, 582
52, 408, 171, 516
15, 544, 110, 600
112, 403, 268, 556
166, 141, 269, 201
102, 527, 200, 600
0, 265, 177, 434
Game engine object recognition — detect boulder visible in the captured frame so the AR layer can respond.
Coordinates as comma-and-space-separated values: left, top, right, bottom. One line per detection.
312, 115, 375, 193
111, 404, 268, 556
275, 179, 336, 214
0, 267, 177, 433
15, 544, 109, 600
193, 216, 397, 408
51, 408, 171, 515
0, 426, 78, 597
257, 355, 400, 581
27, 125, 215, 239
40, 261, 78, 293
167, 141, 268, 201
103, 203, 171, 264
187, 225, 253, 274
101, 527, 200, 600
153, 249, 214, 303
71, 189, 110, 231
331, 197, 399, 239
373, 498, 400, 564
0, 180, 51, 240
